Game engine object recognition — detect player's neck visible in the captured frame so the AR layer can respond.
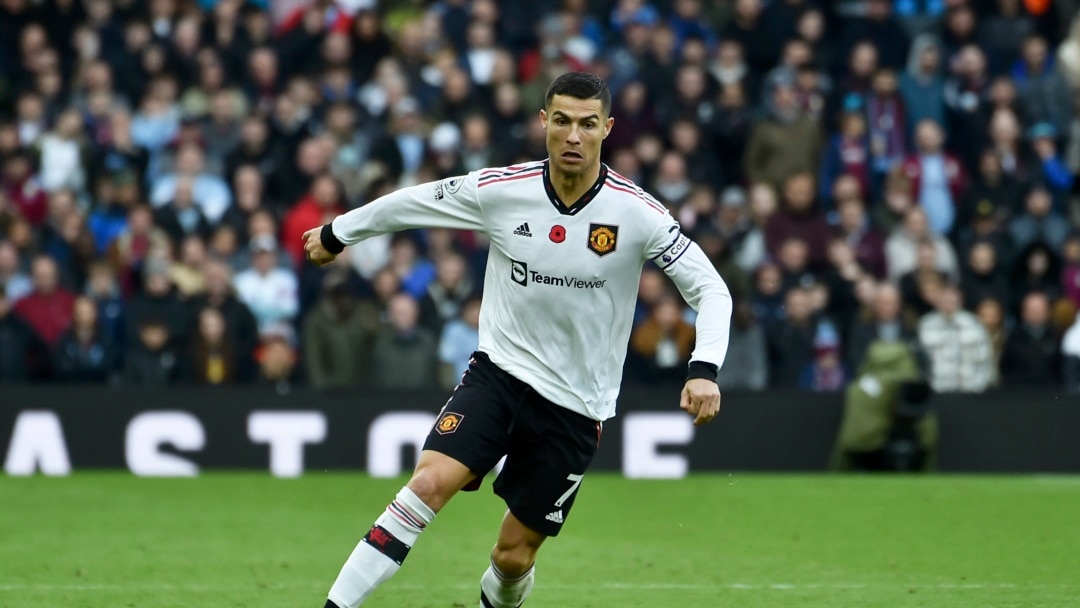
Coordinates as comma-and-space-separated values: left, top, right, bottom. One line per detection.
548, 161, 601, 207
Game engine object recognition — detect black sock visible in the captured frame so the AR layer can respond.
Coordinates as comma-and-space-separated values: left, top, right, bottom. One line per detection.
324, 600, 341, 608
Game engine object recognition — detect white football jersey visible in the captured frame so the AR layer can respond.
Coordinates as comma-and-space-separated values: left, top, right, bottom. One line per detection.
332, 160, 732, 420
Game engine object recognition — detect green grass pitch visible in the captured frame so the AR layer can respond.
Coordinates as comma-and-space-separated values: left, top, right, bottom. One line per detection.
2, 473, 1078, 608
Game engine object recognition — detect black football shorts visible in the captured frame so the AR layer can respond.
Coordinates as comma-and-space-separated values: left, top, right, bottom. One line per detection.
423, 351, 602, 537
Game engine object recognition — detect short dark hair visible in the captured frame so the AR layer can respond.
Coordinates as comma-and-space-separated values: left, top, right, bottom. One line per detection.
544, 72, 611, 116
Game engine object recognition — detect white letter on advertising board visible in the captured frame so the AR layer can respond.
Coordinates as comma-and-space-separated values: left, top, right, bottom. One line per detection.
4, 411, 71, 476
622, 413, 694, 479
125, 411, 204, 477
367, 413, 437, 477
248, 411, 327, 477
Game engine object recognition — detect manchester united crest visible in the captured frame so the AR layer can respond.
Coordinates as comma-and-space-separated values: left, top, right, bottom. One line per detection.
587, 223, 618, 257
435, 411, 464, 435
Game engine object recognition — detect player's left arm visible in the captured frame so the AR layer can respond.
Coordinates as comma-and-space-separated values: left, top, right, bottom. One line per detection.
645, 220, 734, 426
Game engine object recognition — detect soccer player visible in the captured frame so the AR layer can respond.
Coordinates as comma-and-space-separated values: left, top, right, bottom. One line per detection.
303, 72, 732, 608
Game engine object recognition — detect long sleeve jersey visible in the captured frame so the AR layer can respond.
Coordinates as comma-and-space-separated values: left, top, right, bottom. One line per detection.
332, 160, 732, 420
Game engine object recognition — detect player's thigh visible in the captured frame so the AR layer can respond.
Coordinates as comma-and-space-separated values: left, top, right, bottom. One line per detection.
406, 450, 477, 513
494, 404, 601, 538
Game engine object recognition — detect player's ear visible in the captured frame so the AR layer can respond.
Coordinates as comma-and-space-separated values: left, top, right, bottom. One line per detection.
603, 116, 614, 139
539, 108, 548, 128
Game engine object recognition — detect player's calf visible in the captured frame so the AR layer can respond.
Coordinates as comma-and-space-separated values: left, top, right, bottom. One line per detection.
325, 487, 435, 608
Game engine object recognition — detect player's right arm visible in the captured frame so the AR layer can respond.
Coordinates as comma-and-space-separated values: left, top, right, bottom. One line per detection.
303, 174, 483, 265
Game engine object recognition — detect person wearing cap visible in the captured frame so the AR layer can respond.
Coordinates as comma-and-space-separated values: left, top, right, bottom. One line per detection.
744, 68, 824, 193
1029, 121, 1074, 198
233, 234, 299, 337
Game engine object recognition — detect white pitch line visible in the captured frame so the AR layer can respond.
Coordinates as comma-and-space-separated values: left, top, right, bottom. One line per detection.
0, 582, 1070, 593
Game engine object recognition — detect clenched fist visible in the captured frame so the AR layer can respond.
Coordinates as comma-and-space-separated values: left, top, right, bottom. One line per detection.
302, 226, 338, 266
680, 378, 721, 426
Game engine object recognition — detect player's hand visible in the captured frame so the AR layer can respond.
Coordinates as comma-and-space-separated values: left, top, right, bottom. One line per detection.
302, 226, 338, 266
680, 378, 721, 426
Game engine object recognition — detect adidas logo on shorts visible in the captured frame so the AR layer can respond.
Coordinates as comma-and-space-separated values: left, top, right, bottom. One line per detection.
545, 510, 564, 524
513, 222, 532, 237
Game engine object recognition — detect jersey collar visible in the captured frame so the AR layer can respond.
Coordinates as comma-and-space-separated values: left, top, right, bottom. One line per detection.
542, 160, 608, 216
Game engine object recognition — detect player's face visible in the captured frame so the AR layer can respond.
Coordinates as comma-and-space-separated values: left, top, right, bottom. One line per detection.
540, 95, 613, 178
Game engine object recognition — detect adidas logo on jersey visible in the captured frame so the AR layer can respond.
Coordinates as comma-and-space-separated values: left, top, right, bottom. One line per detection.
513, 222, 532, 237
545, 510, 564, 524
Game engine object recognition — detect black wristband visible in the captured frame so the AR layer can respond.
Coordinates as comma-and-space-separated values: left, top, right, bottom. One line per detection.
320, 223, 345, 254
686, 360, 718, 383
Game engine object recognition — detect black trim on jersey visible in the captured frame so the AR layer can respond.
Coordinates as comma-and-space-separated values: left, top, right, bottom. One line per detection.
649, 229, 682, 261
320, 223, 345, 254
478, 162, 544, 183
686, 360, 719, 382
542, 161, 608, 216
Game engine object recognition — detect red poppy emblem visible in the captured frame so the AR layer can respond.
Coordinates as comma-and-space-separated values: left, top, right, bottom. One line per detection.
549, 225, 566, 243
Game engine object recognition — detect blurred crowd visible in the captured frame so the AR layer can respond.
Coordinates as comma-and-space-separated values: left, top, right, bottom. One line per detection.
2, 0, 1080, 394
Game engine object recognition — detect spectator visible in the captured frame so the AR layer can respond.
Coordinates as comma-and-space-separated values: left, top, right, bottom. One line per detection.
833, 176, 887, 279
886, 207, 959, 282
1011, 242, 1062, 312
1001, 292, 1061, 385
255, 330, 299, 390
152, 175, 213, 246
419, 251, 475, 334
846, 282, 917, 374
85, 260, 125, 347
820, 110, 872, 204
768, 287, 826, 388
0, 240, 31, 303
872, 168, 916, 236
122, 315, 181, 386
899, 240, 950, 316
169, 235, 209, 298
801, 318, 846, 392
302, 273, 378, 389
733, 183, 773, 273
0, 284, 48, 382
975, 297, 1007, 386
764, 172, 831, 269
961, 241, 1010, 312
629, 294, 697, 384
186, 258, 258, 379
2, 151, 48, 226
372, 293, 438, 389
37, 108, 90, 196
437, 295, 482, 390
944, 44, 990, 168
918, 283, 995, 393
233, 235, 299, 337
840, 0, 910, 72
53, 296, 118, 384
12, 254, 76, 347
865, 68, 907, 194
901, 119, 966, 236
744, 69, 823, 193
959, 149, 1023, 229
107, 204, 171, 293
1028, 123, 1075, 200
900, 34, 947, 142
125, 256, 188, 349
386, 234, 436, 301
150, 143, 232, 224
184, 307, 240, 385
1009, 184, 1070, 253
715, 300, 767, 392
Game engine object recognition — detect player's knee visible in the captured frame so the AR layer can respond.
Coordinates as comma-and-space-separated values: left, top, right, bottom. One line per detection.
491, 542, 538, 579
